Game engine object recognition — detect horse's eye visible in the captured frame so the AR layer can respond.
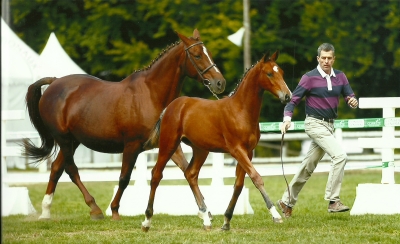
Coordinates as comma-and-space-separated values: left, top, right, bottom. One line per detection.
194, 55, 201, 60
267, 72, 273, 77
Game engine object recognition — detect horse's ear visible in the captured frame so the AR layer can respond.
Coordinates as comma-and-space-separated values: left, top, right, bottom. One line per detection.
176, 31, 191, 45
270, 50, 279, 61
263, 51, 271, 62
193, 29, 200, 40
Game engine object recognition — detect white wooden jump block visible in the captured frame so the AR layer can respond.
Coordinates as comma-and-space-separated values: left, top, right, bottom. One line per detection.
351, 97, 400, 216
1, 186, 37, 216
106, 152, 253, 216
1, 110, 36, 216
350, 184, 400, 215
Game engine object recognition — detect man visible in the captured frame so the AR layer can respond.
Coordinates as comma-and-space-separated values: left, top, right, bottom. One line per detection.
277, 43, 358, 217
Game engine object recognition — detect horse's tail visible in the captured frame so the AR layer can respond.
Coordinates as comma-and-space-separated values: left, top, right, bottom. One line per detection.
21, 77, 58, 163
143, 109, 166, 150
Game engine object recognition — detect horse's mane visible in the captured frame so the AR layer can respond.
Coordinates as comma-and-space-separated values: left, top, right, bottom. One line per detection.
228, 61, 259, 97
133, 41, 182, 73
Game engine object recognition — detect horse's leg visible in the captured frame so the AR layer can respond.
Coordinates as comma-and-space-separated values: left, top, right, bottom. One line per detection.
142, 141, 180, 232
40, 140, 103, 220
39, 150, 65, 220
230, 149, 283, 225
109, 142, 141, 220
170, 145, 212, 221
221, 164, 246, 230
170, 145, 189, 172
63, 141, 104, 220
183, 146, 212, 230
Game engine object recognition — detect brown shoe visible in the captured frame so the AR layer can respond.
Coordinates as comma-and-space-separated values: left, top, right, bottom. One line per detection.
277, 199, 292, 218
328, 201, 350, 213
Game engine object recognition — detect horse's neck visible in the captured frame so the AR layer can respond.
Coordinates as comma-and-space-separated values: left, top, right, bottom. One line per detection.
131, 44, 186, 108
231, 67, 264, 122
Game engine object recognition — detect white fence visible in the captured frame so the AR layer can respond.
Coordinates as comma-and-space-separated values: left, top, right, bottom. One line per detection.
4, 130, 400, 171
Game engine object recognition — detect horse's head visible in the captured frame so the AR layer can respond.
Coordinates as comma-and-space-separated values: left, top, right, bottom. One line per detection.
176, 29, 226, 95
259, 50, 292, 104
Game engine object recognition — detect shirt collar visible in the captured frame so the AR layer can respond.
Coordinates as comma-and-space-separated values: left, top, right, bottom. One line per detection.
317, 65, 336, 78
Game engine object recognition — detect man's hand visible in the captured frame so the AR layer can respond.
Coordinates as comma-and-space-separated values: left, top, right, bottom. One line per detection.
281, 121, 291, 134
347, 96, 358, 109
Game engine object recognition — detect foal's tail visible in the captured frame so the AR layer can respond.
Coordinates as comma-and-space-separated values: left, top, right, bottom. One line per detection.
21, 77, 58, 163
143, 109, 166, 150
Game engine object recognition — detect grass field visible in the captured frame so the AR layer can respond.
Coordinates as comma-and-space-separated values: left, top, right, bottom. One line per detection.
2, 169, 400, 244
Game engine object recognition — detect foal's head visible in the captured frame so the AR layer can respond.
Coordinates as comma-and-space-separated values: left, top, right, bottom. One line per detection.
259, 51, 292, 103
176, 29, 226, 94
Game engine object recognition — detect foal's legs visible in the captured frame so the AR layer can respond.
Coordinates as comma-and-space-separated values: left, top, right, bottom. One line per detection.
171, 145, 210, 220
40, 139, 103, 220
142, 140, 180, 232
183, 146, 212, 229
109, 142, 141, 220
221, 163, 246, 230
220, 148, 282, 229
170, 145, 189, 172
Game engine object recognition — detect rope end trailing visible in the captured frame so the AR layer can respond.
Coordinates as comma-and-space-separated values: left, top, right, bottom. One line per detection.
280, 133, 291, 204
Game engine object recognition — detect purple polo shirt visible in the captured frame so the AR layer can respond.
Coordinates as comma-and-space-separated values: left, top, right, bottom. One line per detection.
283, 67, 355, 120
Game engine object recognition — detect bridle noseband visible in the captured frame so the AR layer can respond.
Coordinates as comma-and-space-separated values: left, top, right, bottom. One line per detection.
185, 42, 220, 99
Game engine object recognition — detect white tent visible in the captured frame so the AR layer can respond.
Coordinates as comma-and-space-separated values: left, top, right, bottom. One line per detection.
1, 18, 39, 131
1, 19, 104, 169
36, 32, 86, 78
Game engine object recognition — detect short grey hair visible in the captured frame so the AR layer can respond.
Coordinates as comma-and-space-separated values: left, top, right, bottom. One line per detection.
317, 43, 335, 57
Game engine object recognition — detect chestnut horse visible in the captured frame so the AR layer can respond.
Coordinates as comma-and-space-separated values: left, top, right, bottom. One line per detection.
22, 29, 226, 221
142, 51, 292, 231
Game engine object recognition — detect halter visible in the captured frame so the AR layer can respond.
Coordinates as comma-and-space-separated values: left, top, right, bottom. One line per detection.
185, 42, 220, 99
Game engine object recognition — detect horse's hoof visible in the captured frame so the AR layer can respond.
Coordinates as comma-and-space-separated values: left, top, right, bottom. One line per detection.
221, 224, 230, 231
111, 213, 121, 221
203, 225, 212, 231
90, 213, 105, 220
38, 216, 50, 221
142, 225, 150, 232
273, 217, 283, 223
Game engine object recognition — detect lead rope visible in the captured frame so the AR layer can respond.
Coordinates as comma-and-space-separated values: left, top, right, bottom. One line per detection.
280, 133, 291, 204
204, 83, 220, 100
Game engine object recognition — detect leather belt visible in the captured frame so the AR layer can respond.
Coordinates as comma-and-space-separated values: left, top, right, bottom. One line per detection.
307, 114, 335, 123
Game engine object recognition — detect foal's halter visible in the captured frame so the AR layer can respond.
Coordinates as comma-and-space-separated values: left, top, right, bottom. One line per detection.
184, 42, 220, 99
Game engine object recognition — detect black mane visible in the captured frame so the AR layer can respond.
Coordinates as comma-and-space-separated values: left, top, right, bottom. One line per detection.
228, 61, 259, 97
132, 41, 182, 73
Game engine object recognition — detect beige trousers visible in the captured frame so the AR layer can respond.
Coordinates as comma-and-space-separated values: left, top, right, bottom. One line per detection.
281, 117, 347, 207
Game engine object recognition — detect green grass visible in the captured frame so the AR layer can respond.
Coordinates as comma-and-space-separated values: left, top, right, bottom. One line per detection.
2, 169, 400, 243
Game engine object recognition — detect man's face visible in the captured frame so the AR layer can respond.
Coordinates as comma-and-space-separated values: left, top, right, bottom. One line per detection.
317, 50, 335, 74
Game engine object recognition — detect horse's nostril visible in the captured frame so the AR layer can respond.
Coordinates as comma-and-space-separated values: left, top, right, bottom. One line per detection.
285, 94, 291, 102
217, 80, 221, 88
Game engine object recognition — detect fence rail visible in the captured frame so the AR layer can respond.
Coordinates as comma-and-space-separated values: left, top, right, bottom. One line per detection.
4, 117, 400, 170
259, 117, 400, 132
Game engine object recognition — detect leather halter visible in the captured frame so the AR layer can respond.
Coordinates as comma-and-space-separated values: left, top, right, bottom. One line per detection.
185, 42, 220, 99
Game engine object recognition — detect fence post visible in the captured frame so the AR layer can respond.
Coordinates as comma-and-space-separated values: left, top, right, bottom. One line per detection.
211, 153, 224, 187
381, 107, 395, 184
351, 97, 400, 215
134, 152, 149, 187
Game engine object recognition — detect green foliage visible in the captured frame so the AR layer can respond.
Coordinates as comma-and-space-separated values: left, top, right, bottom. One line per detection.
8, 0, 400, 121
2, 170, 400, 243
